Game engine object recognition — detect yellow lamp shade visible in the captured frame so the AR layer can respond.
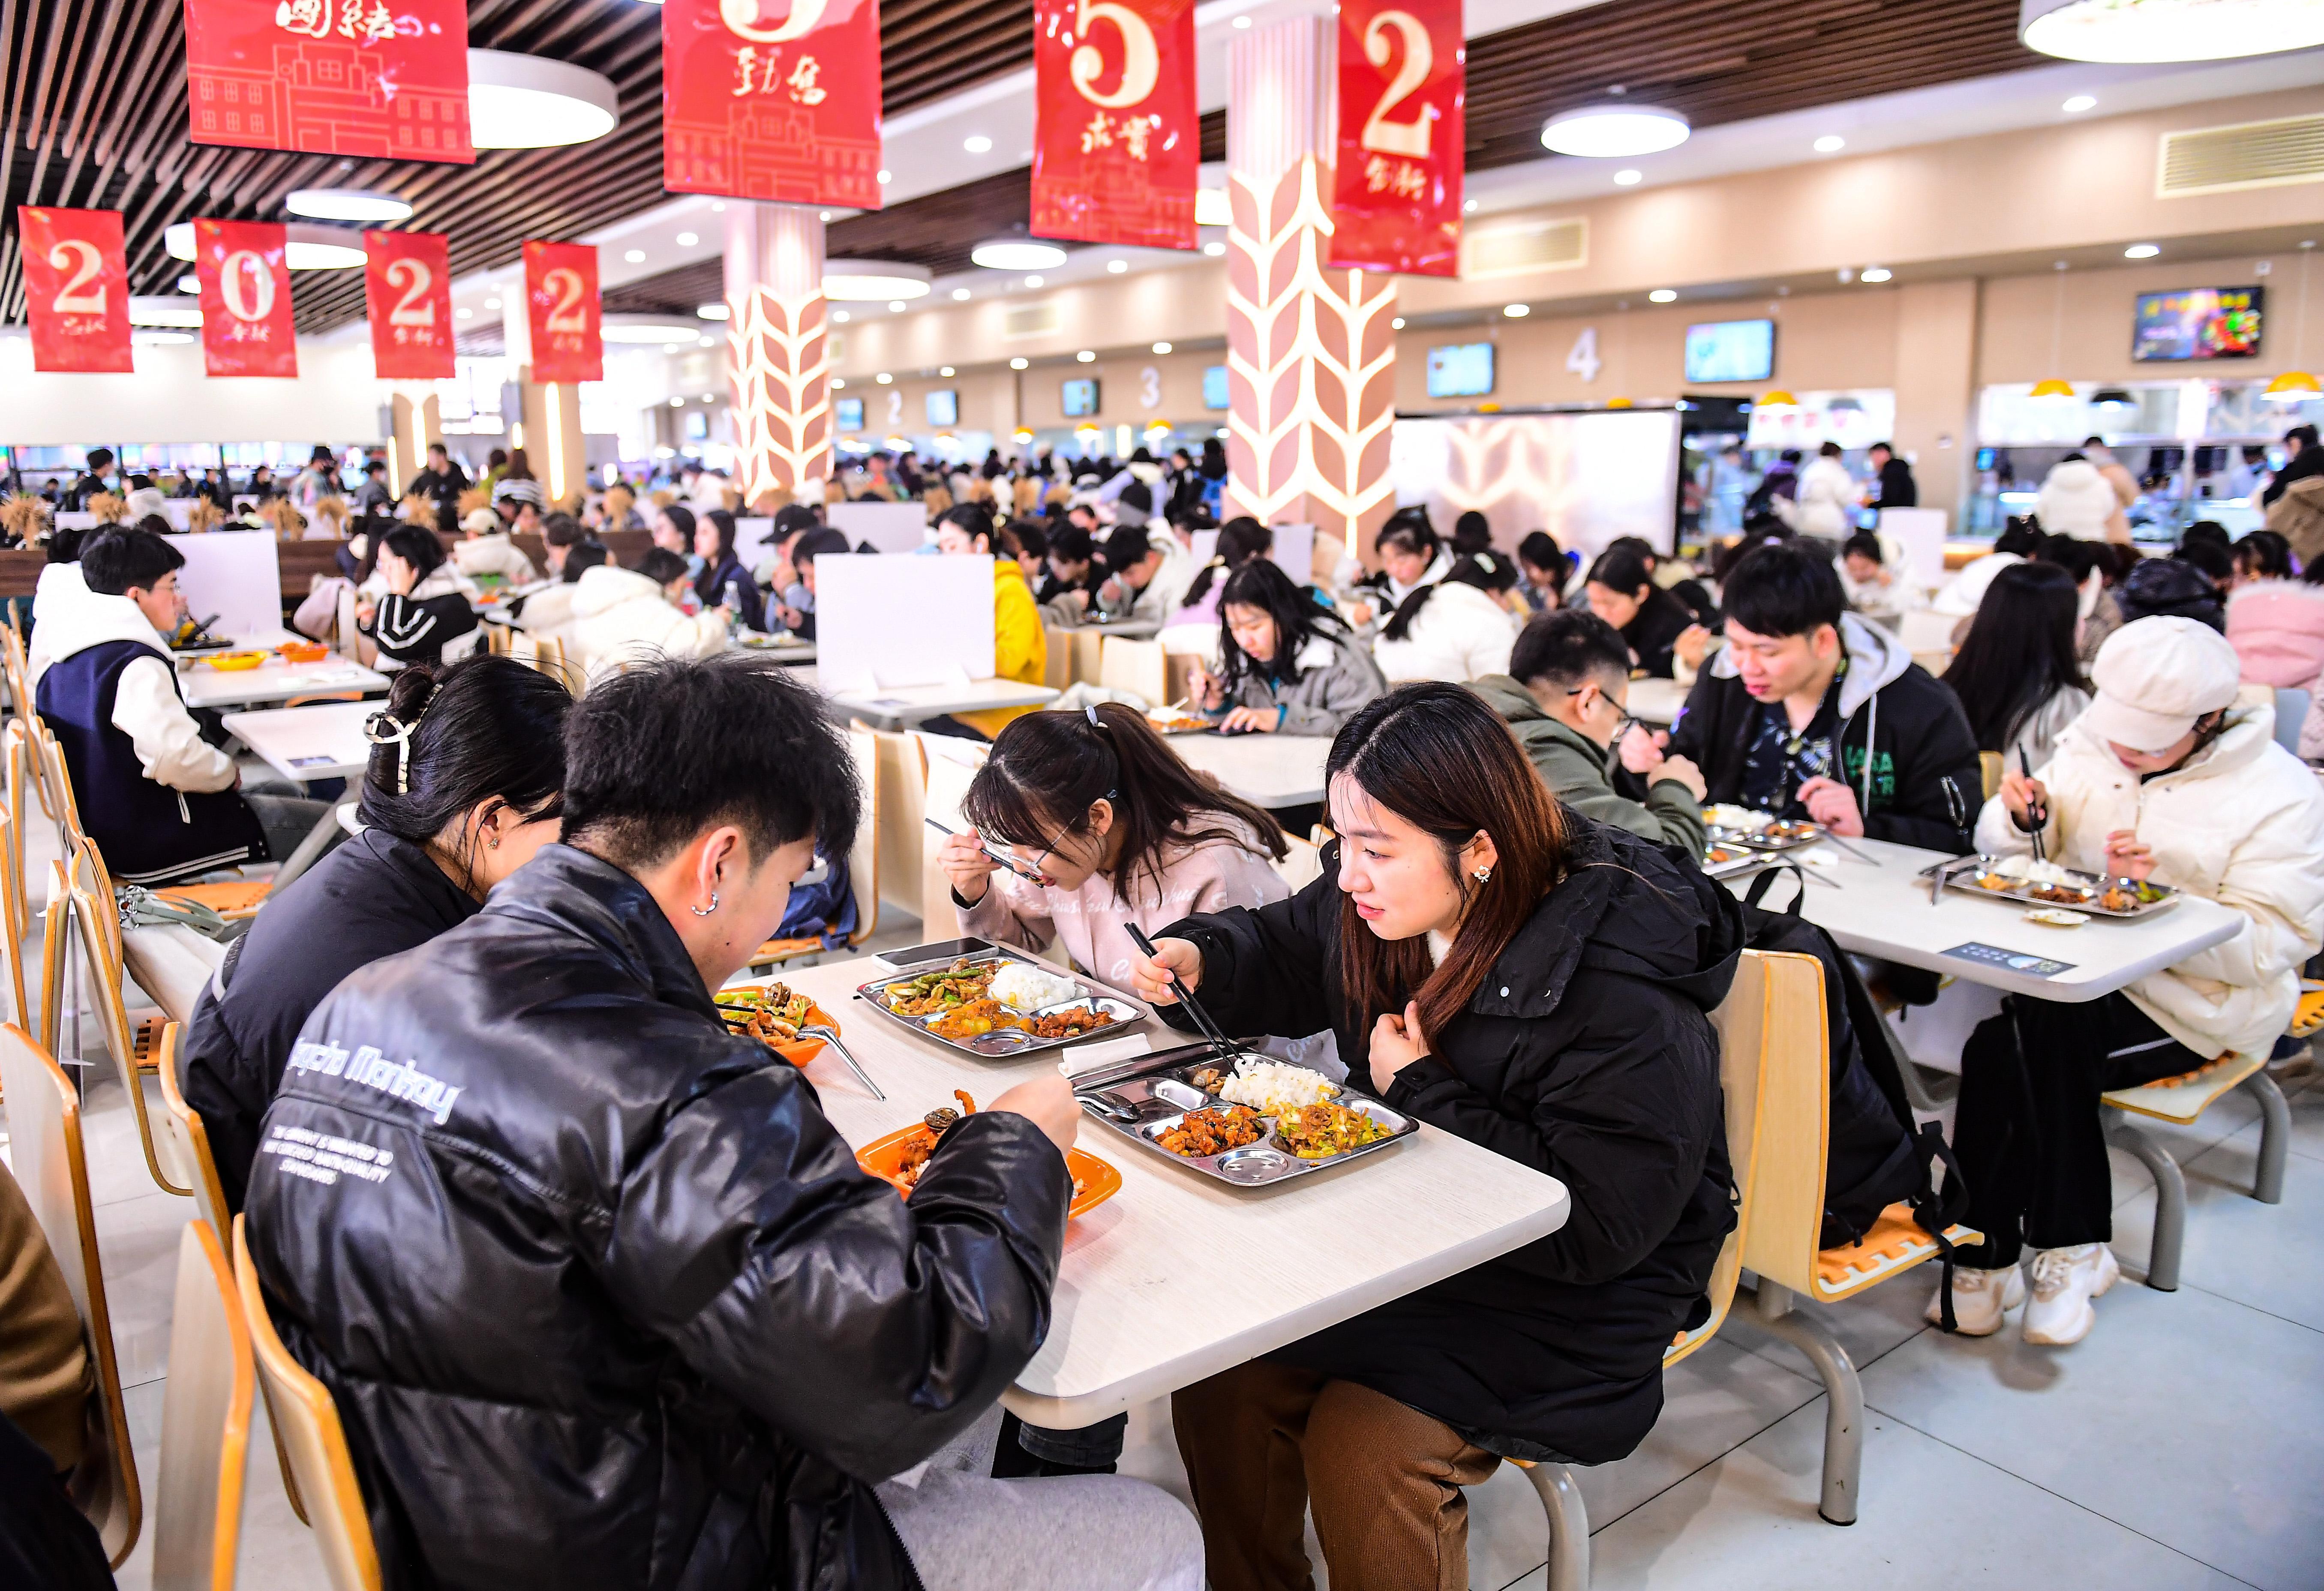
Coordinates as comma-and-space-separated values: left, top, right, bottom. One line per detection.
2264, 370, 2322, 401
1606, 396, 1635, 409
2029, 377, 2077, 399
1756, 389, 1799, 408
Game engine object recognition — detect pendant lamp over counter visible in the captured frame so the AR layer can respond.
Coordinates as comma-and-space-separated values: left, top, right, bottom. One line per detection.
2033, 261, 2075, 401
2265, 240, 2320, 403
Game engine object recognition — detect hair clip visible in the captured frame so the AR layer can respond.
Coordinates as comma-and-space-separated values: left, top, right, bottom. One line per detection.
1085, 704, 1106, 730
364, 711, 419, 795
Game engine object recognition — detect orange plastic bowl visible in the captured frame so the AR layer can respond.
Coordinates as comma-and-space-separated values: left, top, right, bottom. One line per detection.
856, 1125, 1120, 1219
769, 1003, 840, 1069
206, 651, 268, 671
276, 641, 328, 663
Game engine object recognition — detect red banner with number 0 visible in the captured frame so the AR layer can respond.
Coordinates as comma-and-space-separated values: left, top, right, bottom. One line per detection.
1329, 0, 1463, 277
195, 219, 299, 378
18, 207, 133, 374
661, 0, 884, 209
524, 241, 603, 384
182, 0, 474, 163
1030, 0, 1197, 251
364, 231, 456, 380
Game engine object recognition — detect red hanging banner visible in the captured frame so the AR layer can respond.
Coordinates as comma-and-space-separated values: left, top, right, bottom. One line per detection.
181, 0, 474, 163
1329, 0, 1463, 277
363, 231, 456, 380
661, 0, 883, 209
1030, 0, 1197, 250
17, 208, 134, 374
195, 219, 299, 378
524, 241, 603, 384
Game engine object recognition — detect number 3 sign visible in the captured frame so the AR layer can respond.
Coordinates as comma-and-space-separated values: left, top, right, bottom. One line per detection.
364, 231, 456, 380
18, 207, 133, 373
195, 219, 299, 378
1330, 0, 1464, 278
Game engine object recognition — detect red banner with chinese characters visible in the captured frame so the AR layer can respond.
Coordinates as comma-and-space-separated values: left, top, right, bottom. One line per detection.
363, 231, 456, 379
1030, 0, 1197, 250
182, 0, 473, 163
661, 0, 883, 209
524, 241, 602, 384
1329, 0, 1463, 276
17, 207, 133, 374
195, 219, 298, 378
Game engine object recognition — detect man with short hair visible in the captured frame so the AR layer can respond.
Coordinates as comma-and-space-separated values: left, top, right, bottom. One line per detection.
60, 448, 116, 512
352, 459, 396, 515
245, 655, 1199, 1591
2262, 422, 2323, 509
1866, 441, 1917, 509
1667, 541, 1980, 850
410, 442, 470, 534
1470, 610, 1708, 854
1098, 523, 1193, 624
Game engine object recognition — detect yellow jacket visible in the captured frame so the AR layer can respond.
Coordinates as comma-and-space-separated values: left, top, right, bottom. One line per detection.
961, 558, 1049, 738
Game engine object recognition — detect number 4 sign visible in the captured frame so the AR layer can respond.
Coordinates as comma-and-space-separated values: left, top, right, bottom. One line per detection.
364, 231, 456, 380
18, 207, 133, 373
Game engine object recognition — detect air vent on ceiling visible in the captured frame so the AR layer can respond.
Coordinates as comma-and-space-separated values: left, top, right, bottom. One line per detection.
1004, 302, 1064, 339
2158, 112, 2324, 198
1461, 217, 1588, 279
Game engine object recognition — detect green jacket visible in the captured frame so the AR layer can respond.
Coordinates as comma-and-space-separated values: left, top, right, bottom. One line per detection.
1468, 675, 1708, 856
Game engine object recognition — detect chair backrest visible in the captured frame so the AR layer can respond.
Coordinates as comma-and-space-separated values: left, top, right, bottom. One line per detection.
2274, 687, 2309, 757
1273, 829, 1323, 892
918, 743, 988, 939
1736, 949, 1841, 1295
1099, 636, 1167, 707
857, 722, 928, 925
1041, 625, 1075, 692
38, 722, 86, 847
66, 878, 193, 1196
0, 1024, 143, 1566
232, 1216, 384, 1591
153, 1219, 252, 1591
845, 725, 880, 945
154, 1024, 230, 1240
1977, 750, 2004, 802
0, 800, 28, 1029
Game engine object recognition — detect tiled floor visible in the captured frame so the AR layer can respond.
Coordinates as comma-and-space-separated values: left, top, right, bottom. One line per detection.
11, 931, 2323, 1589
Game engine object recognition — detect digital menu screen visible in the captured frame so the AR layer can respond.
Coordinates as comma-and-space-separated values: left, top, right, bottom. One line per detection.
1684, 319, 1776, 384
2132, 286, 2263, 362
1426, 343, 1495, 399
835, 396, 865, 431
926, 389, 959, 427
1062, 377, 1101, 417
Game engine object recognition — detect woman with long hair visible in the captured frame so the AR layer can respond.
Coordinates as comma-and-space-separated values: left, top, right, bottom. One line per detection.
1189, 559, 1384, 735
359, 524, 481, 668
1942, 561, 2092, 771
692, 506, 767, 631
1132, 684, 1740, 1591
1160, 516, 1274, 648
1583, 543, 1700, 678
1363, 511, 1519, 683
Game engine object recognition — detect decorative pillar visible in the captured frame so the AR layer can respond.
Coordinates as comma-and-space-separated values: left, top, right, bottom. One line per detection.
1222, 15, 1397, 549
387, 393, 441, 500
500, 292, 584, 506
726, 203, 832, 504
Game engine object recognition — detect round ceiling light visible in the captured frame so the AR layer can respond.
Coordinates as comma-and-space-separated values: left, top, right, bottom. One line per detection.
177, 275, 200, 294
164, 221, 366, 269
1540, 104, 1690, 158
127, 296, 205, 328
467, 49, 619, 149
2019, 0, 2324, 61
971, 240, 1069, 271
697, 303, 730, 321
285, 187, 411, 223
823, 260, 933, 301
600, 315, 706, 344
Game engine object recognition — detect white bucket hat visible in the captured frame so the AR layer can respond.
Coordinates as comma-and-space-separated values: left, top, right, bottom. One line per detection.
2082, 615, 2241, 753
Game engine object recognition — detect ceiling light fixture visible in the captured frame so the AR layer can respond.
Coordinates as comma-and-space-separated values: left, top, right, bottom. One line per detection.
164, 221, 365, 269
952, 287, 972, 301
832, 310, 850, 322
1391, 316, 1405, 330
697, 303, 728, 320
1195, 188, 1232, 227
2033, 259, 2075, 399
285, 187, 411, 222
2020, 0, 2324, 62
2124, 243, 2160, 259
971, 240, 1067, 270
126, 296, 204, 328
877, 169, 892, 184
964, 135, 992, 153
1202, 240, 1226, 257
1107, 259, 1129, 274
940, 366, 956, 376
1076, 349, 1096, 362
697, 335, 715, 347
1756, 389, 1799, 409
676, 231, 698, 246
1813, 134, 1846, 153
457, 307, 474, 320
1540, 103, 1690, 158
1502, 303, 1529, 318
1861, 265, 1894, 282
2062, 94, 2098, 112
1010, 357, 1030, 369
1612, 168, 1642, 186
889, 300, 906, 312
1024, 274, 1045, 288
1462, 198, 1479, 213
624, 249, 646, 263
1152, 340, 1172, 354
876, 372, 892, 384
177, 275, 199, 293
671, 397, 685, 408
466, 49, 619, 148
484, 297, 502, 309
1648, 288, 1677, 303
1231, 12, 1251, 25
823, 260, 933, 301
832, 378, 845, 388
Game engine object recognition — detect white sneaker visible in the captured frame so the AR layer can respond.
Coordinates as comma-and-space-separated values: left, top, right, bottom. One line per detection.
1925, 1264, 2026, 1335
2021, 1243, 2121, 1345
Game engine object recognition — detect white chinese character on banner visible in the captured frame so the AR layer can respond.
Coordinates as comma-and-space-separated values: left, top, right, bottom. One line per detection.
1081, 111, 1113, 154
1122, 115, 1153, 162
786, 55, 826, 105
275, 0, 331, 39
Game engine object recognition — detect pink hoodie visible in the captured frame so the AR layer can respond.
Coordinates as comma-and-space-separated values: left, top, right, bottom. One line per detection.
2226, 580, 2324, 688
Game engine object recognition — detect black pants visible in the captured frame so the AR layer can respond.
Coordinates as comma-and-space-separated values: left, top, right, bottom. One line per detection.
1950, 992, 2203, 1268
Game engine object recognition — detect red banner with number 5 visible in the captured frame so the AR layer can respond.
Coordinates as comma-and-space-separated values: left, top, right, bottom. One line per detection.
524, 241, 602, 384
18, 208, 134, 374
195, 218, 299, 378
1329, 0, 1463, 277
1030, 0, 1197, 251
364, 231, 456, 379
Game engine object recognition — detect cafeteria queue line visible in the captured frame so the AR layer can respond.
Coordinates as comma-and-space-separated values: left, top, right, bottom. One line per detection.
2, 456, 2324, 1591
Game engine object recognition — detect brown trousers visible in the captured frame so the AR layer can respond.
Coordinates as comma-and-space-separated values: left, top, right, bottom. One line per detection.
1173, 1360, 1500, 1591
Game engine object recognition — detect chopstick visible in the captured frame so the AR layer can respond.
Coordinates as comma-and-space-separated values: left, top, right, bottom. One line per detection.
1124, 922, 1236, 1061
2019, 749, 2047, 864
923, 818, 1047, 884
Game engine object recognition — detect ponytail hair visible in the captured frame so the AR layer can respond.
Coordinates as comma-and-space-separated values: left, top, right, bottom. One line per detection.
964, 702, 1287, 905
1380, 550, 1497, 642
1180, 516, 1273, 608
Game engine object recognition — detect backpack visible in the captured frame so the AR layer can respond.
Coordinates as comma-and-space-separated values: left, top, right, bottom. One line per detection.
774, 849, 859, 949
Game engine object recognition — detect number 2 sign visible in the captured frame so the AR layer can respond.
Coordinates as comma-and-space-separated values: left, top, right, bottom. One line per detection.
18, 207, 132, 373
1330, 0, 1464, 278
524, 240, 603, 384
195, 219, 299, 378
364, 231, 456, 380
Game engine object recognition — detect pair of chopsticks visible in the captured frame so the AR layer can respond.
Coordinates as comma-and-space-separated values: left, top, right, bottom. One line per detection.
2019, 749, 2048, 863
924, 818, 1048, 885
1124, 923, 1236, 1061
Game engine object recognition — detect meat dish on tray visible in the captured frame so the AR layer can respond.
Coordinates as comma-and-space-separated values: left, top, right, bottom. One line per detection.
1156, 1105, 1265, 1156
715, 983, 814, 1044
883, 960, 995, 1015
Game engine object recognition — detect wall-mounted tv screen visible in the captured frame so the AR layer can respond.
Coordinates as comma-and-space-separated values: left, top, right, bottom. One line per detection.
835, 396, 865, 431
1203, 364, 1230, 411
1684, 319, 1775, 384
926, 389, 959, 427
1062, 377, 1101, 417
1426, 343, 1494, 399
2132, 286, 2263, 362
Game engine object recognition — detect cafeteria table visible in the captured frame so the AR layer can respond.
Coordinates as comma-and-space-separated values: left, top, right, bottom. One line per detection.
1625, 676, 1690, 726
817, 673, 1059, 728
178, 640, 388, 711
765, 953, 1571, 1430
222, 700, 376, 785
1169, 731, 1331, 808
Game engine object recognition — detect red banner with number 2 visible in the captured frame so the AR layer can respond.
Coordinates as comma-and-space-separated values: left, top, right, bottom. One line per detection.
1031, 0, 1197, 251
524, 241, 602, 384
364, 231, 456, 380
195, 219, 298, 378
1330, 0, 1463, 277
18, 207, 133, 374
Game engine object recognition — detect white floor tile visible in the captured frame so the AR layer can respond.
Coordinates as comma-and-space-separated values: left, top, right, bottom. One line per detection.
2137, 1117, 2324, 1330
91, 1189, 195, 1389
1723, 1272, 1937, 1385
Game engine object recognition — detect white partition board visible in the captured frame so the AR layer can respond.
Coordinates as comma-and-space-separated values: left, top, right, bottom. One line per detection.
815, 553, 994, 692
169, 530, 282, 636
830, 500, 930, 553
1878, 507, 1949, 592
735, 516, 778, 570
1187, 524, 1315, 582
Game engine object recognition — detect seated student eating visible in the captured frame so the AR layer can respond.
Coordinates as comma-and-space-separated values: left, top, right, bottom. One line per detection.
1131, 684, 1740, 1591
1664, 540, 1982, 850
1187, 559, 1387, 736
243, 654, 1200, 1591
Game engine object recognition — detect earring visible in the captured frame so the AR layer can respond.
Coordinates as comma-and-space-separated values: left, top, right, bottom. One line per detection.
487, 835, 501, 850
690, 891, 719, 917
1473, 868, 1492, 882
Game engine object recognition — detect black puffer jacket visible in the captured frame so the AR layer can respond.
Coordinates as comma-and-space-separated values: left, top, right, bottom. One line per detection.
178, 829, 478, 1216
244, 846, 1072, 1591
1161, 818, 1741, 1464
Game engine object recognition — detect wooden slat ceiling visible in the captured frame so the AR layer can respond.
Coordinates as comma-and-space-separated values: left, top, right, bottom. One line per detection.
2, 0, 2039, 333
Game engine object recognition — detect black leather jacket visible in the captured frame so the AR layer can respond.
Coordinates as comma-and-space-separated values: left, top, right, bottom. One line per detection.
244, 845, 1072, 1591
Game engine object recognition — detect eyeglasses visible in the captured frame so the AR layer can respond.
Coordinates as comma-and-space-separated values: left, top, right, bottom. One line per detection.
1566, 684, 1643, 742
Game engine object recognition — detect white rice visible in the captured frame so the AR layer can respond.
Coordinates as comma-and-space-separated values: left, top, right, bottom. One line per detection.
1703, 804, 1773, 833
1991, 855, 2077, 886
1216, 1057, 1339, 1116
991, 963, 1084, 1012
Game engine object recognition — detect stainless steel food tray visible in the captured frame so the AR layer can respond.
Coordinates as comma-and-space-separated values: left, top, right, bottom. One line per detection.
1918, 856, 2182, 919
1702, 814, 1827, 852
1069, 1045, 1417, 1186
853, 941, 1152, 1058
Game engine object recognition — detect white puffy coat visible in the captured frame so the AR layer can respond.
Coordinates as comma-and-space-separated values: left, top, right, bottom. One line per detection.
451, 531, 538, 585
566, 564, 729, 684
1785, 457, 1858, 539
2035, 459, 2123, 541
1974, 709, 2324, 1060
1370, 579, 1519, 684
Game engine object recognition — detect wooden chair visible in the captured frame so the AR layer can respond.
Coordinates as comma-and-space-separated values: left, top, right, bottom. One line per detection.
748, 726, 883, 970
152, 1219, 253, 1591
0, 1023, 143, 1567
2103, 1054, 2289, 1291
1977, 750, 2004, 802
1737, 955, 1981, 1527
1509, 948, 1792, 1591
864, 723, 929, 924
0, 726, 36, 1030
917, 742, 988, 940
1064, 626, 1106, 687
154, 1024, 232, 1241
55, 872, 191, 1196
1041, 625, 1076, 693
1099, 636, 1168, 708
233, 1216, 385, 1591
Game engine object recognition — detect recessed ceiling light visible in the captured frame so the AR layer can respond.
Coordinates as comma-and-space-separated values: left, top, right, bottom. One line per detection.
820, 211, 833, 222
833, 310, 851, 322
710, 201, 726, 212
951, 287, 972, 301
676, 231, 697, 246
126, 296, 204, 327
972, 240, 1068, 270
285, 187, 411, 222
1107, 259, 1128, 273
940, 366, 955, 376
1613, 168, 1642, 186
1024, 275, 1044, 288
1463, 198, 1479, 213
1814, 134, 1846, 153
964, 135, 992, 153
2062, 94, 2098, 112
876, 372, 892, 384
1860, 265, 1894, 282
1541, 103, 1690, 157
1076, 350, 1096, 363
832, 378, 845, 388
670, 397, 685, 408
1648, 288, 1677, 303
466, 48, 620, 148
1152, 340, 1172, 354
2124, 242, 2160, 258
624, 249, 646, 263
177, 274, 200, 293
1503, 303, 1530, 318
697, 335, 715, 346
2021, 0, 2324, 63
663, 343, 681, 354
1010, 357, 1030, 369
1195, 189, 1232, 227
456, 306, 474, 319
877, 169, 892, 184
1392, 316, 1405, 330
483, 297, 502, 309
1202, 240, 1226, 257
700, 394, 716, 403
1232, 12, 1251, 24
697, 303, 728, 320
